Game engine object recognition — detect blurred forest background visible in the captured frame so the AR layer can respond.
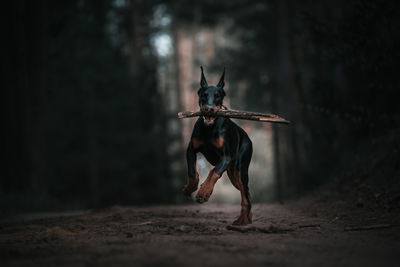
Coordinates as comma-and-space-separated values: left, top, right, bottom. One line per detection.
2, 0, 400, 213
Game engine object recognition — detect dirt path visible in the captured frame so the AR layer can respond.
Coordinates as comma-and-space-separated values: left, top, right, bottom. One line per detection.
1, 201, 399, 267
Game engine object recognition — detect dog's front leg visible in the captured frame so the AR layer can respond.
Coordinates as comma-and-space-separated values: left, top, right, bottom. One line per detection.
195, 156, 230, 203
182, 141, 199, 196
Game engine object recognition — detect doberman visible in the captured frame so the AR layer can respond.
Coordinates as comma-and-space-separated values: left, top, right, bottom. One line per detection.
182, 67, 253, 225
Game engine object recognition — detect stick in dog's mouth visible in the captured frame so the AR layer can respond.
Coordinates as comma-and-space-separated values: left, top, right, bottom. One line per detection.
202, 111, 217, 125
203, 115, 216, 125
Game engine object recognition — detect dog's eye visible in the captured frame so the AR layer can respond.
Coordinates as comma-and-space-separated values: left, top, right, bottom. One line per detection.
215, 92, 220, 97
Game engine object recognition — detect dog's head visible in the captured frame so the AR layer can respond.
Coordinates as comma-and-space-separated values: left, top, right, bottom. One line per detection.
197, 66, 226, 126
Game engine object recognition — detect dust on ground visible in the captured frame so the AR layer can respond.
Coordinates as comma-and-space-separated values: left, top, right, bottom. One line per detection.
1, 198, 400, 267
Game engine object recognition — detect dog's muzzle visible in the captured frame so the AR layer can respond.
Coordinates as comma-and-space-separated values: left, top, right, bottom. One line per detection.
203, 115, 216, 126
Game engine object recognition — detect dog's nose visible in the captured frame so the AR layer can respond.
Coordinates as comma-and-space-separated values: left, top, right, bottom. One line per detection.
204, 105, 214, 112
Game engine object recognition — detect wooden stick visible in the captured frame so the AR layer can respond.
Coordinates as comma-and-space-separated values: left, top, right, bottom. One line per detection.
178, 109, 290, 124
344, 224, 392, 232
298, 224, 321, 228
226, 224, 294, 233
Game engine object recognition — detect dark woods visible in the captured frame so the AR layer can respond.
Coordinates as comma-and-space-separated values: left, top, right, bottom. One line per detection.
2, 0, 171, 211
2, 0, 400, 212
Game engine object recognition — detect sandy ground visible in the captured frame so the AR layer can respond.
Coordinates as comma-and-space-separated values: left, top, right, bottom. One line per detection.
1, 200, 400, 267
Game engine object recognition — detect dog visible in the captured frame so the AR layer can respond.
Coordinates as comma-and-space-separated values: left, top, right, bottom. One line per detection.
182, 67, 253, 225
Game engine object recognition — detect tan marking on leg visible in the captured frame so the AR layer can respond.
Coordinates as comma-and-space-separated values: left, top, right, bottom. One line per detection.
211, 136, 224, 149
182, 171, 199, 196
195, 169, 221, 203
228, 168, 252, 225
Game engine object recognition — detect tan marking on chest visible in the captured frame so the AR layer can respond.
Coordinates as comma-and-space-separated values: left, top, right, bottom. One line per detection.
192, 138, 204, 149
211, 136, 224, 149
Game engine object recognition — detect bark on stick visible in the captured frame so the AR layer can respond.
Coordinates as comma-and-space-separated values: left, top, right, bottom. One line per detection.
178, 109, 290, 124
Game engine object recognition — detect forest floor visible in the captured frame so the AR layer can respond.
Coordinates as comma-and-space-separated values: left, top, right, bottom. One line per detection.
1, 195, 400, 267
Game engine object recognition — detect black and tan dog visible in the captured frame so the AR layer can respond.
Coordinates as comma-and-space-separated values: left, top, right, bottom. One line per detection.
182, 67, 253, 225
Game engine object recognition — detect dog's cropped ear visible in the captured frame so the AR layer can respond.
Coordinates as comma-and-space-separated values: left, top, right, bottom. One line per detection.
217, 67, 225, 89
200, 66, 208, 88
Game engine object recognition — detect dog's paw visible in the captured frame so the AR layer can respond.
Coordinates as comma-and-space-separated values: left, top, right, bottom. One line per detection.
195, 192, 211, 203
182, 180, 198, 196
182, 185, 196, 196
232, 212, 253, 226
195, 183, 213, 203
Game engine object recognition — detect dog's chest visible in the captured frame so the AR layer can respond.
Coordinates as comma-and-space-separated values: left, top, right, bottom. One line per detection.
199, 127, 225, 150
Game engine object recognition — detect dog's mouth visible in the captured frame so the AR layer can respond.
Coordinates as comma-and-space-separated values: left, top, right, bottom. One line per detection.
203, 115, 216, 125
200, 105, 221, 126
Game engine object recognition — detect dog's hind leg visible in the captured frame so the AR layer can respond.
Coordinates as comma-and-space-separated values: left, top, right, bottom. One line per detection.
227, 141, 253, 225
